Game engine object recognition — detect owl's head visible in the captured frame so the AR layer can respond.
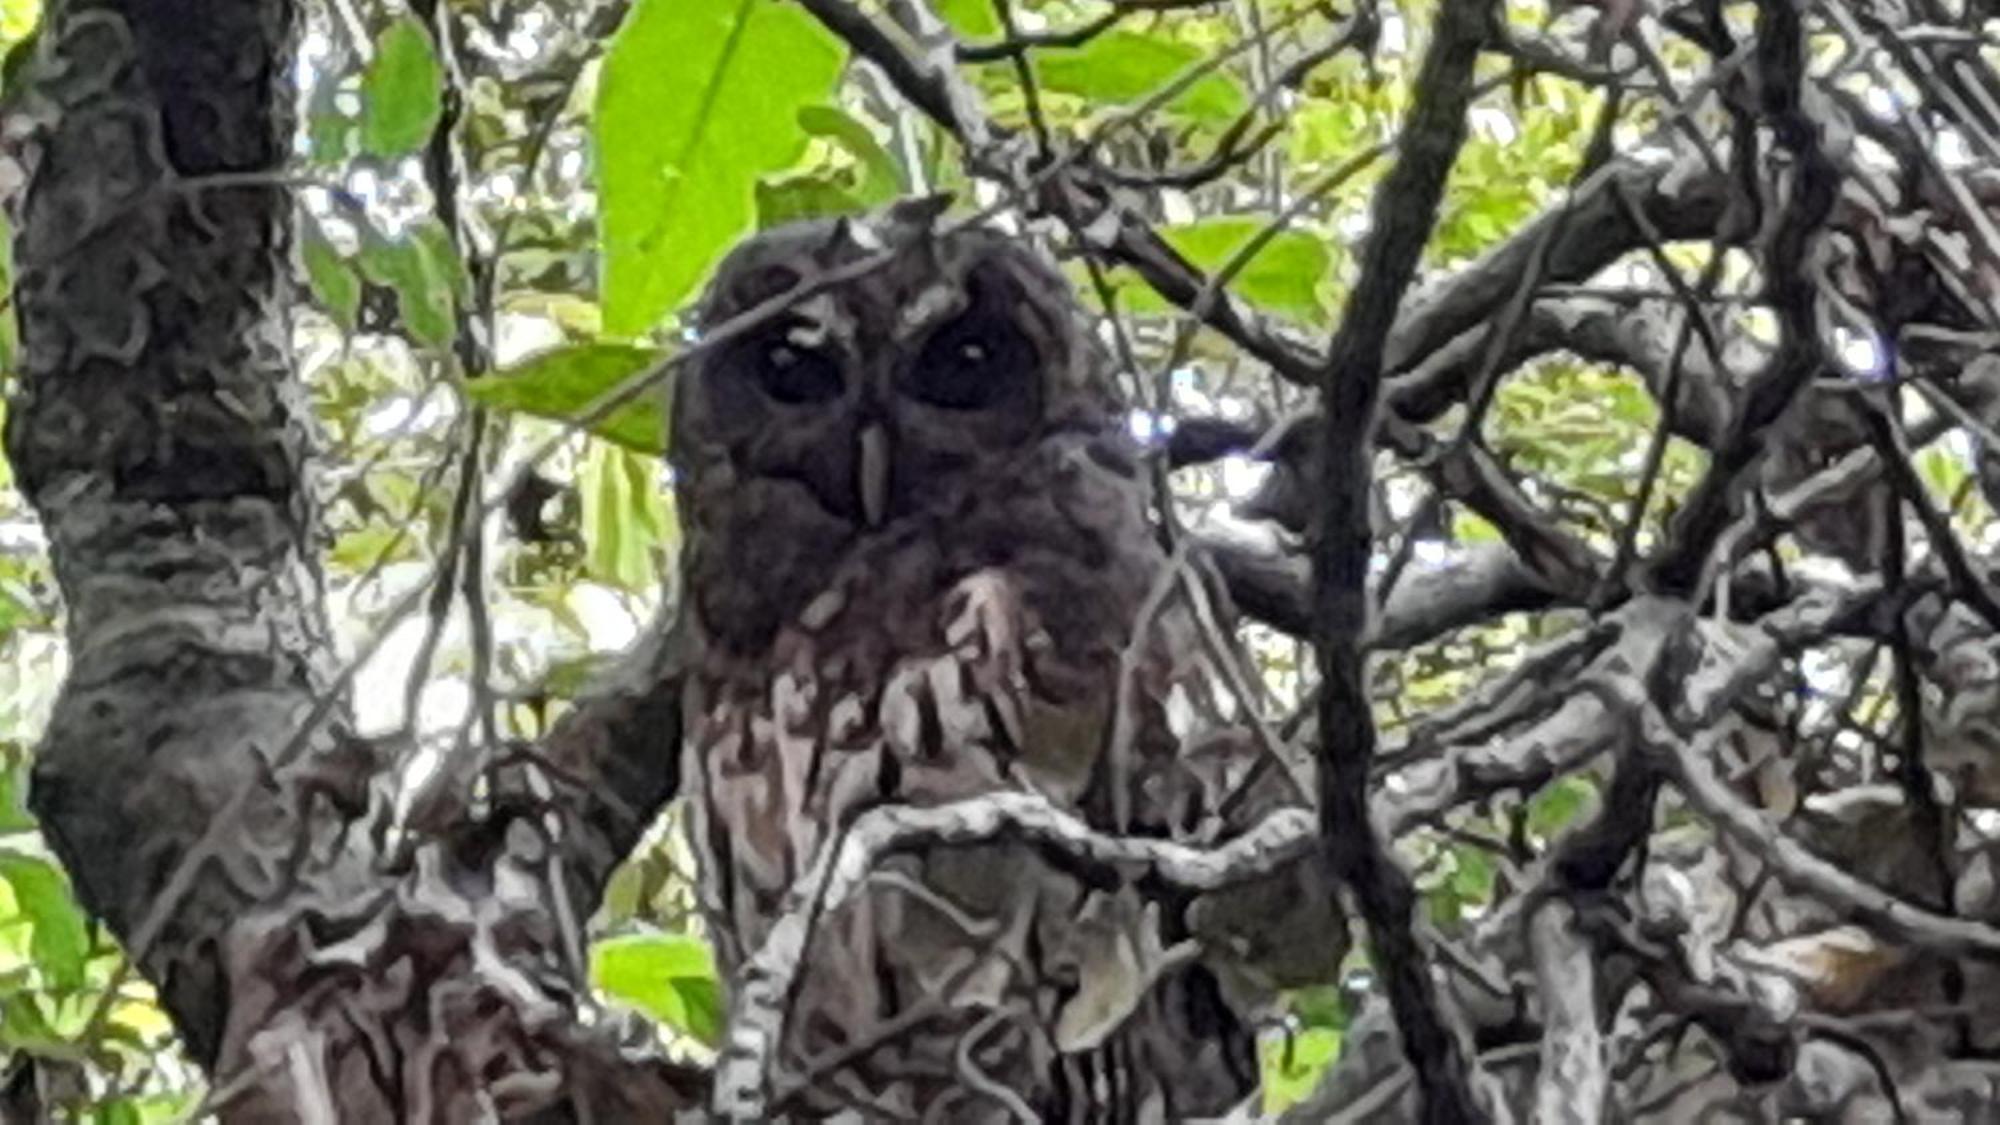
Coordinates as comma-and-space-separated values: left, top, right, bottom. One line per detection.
671, 215, 1124, 653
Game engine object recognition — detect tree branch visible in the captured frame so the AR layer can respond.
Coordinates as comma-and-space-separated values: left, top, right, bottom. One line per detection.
713, 793, 1317, 1120
1199, 531, 1561, 648
4, 4, 699, 1114
1648, 0, 1840, 593
1310, 0, 1496, 1118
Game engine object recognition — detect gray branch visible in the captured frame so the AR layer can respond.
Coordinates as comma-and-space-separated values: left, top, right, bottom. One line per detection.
713, 793, 1317, 1120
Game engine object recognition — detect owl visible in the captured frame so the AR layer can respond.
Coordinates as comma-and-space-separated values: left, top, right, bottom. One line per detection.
671, 210, 1343, 1121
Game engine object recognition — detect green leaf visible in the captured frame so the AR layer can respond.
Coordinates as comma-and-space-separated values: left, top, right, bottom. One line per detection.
798, 105, 903, 203
0, 992, 58, 1050
0, 1, 39, 47
1449, 846, 1496, 904
1163, 221, 1328, 316
579, 441, 673, 591
1260, 1026, 1342, 1113
464, 343, 668, 453
0, 211, 14, 372
1918, 445, 1968, 499
413, 219, 470, 303
303, 228, 361, 331
755, 174, 864, 227
329, 525, 415, 574
0, 24, 36, 98
356, 219, 458, 349
1030, 30, 1247, 124
1526, 775, 1599, 841
0, 852, 88, 991
0, 577, 29, 637
1288, 983, 1349, 1030
1095, 220, 1329, 321
1453, 508, 1502, 545
0, 759, 32, 832
754, 107, 902, 226
933, 0, 1001, 38
591, 932, 722, 1046
90, 1095, 198, 1125
361, 17, 444, 157
596, 0, 845, 337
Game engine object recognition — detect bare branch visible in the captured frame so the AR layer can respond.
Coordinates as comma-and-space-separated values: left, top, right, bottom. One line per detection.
1309, 0, 1496, 1116
1198, 530, 1561, 648
1529, 900, 1609, 1124
712, 793, 1317, 1120
1650, 714, 2000, 958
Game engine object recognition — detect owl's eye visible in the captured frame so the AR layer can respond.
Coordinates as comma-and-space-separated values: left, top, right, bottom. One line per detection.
907, 314, 1035, 410
753, 340, 844, 405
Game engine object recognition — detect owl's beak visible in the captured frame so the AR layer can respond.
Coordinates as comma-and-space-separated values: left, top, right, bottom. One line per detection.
858, 423, 891, 527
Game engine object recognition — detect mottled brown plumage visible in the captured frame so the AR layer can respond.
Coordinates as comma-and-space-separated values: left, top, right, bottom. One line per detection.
672, 213, 1340, 1120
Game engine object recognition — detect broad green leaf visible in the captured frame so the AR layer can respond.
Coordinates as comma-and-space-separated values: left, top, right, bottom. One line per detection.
1261, 1027, 1342, 1113
1162, 221, 1329, 316
1030, 31, 1247, 124
933, 0, 1001, 38
0, 0, 38, 45
798, 105, 904, 203
755, 107, 902, 225
756, 174, 864, 227
361, 17, 444, 157
1095, 221, 1329, 322
356, 219, 458, 349
0, 852, 88, 991
303, 228, 361, 331
464, 343, 668, 453
596, 0, 845, 336
591, 932, 722, 1046
579, 441, 673, 591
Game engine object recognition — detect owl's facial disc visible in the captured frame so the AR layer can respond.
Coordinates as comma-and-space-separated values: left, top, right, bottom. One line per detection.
901, 300, 1039, 411
751, 322, 844, 404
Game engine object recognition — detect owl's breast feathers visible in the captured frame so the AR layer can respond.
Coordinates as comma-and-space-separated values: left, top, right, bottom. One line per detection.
682, 429, 1339, 1117
689, 430, 1192, 877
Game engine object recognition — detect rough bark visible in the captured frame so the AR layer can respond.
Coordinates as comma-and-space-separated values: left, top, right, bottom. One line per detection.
3, 2, 695, 1116
1310, 0, 1496, 1115
6, 0, 332, 1065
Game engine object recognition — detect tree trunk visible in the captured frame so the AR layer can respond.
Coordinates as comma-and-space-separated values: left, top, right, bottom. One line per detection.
4, 1, 695, 1116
